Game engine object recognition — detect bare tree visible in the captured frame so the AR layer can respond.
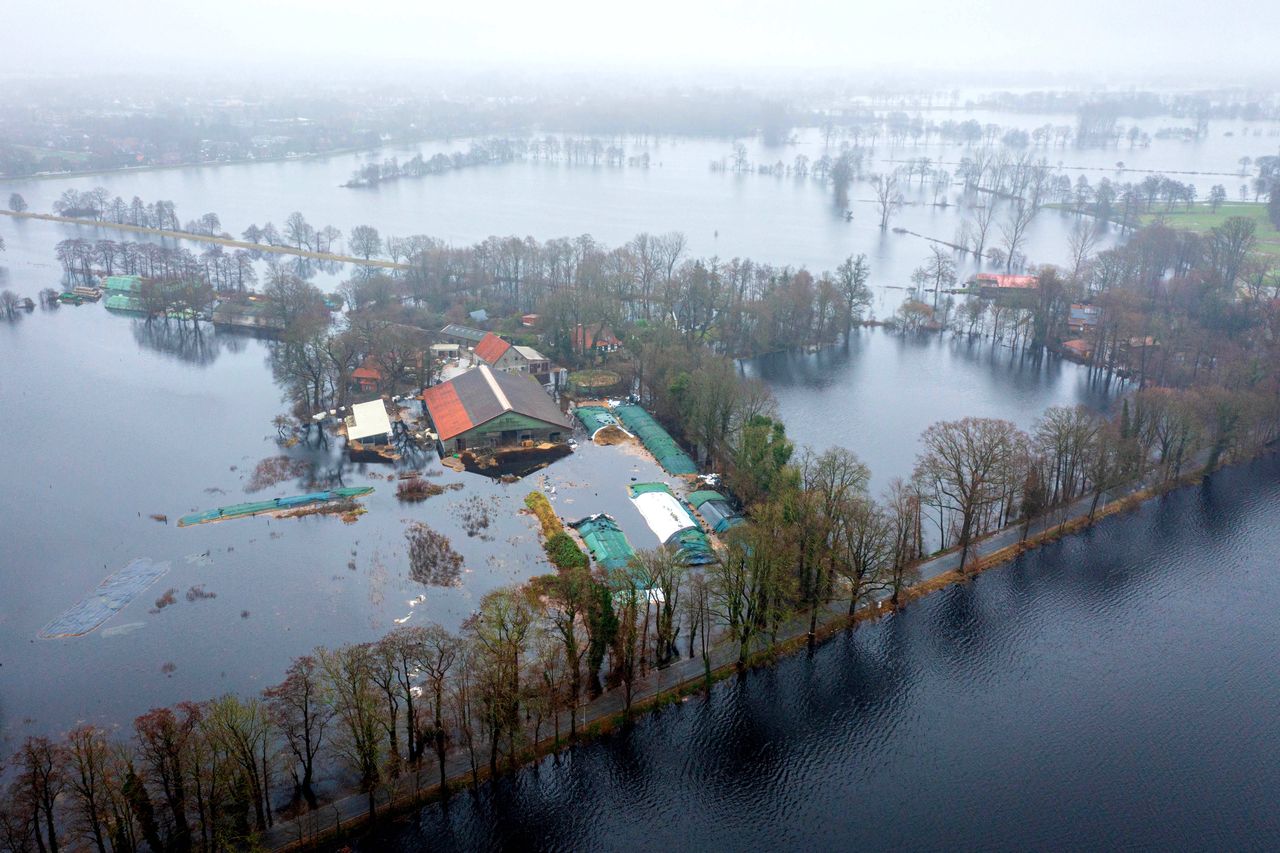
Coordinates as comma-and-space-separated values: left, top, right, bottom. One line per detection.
914, 417, 1029, 570
999, 200, 1038, 272
965, 202, 996, 259
1067, 218, 1099, 282
872, 172, 905, 229
349, 225, 383, 261
263, 656, 331, 810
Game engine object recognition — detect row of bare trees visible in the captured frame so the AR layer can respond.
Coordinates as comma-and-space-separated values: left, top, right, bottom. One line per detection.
53, 239, 258, 294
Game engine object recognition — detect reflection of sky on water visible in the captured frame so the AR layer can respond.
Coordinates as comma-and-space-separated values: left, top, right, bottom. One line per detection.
744, 327, 1116, 493
0, 304, 676, 744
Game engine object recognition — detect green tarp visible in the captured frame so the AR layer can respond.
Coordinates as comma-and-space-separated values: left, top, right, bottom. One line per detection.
574, 406, 625, 437
612, 404, 697, 475
626, 482, 715, 565
687, 489, 726, 508
103, 275, 143, 294
178, 487, 373, 527
570, 514, 636, 570
105, 294, 146, 313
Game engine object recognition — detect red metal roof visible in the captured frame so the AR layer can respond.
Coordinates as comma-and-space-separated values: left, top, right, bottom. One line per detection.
475, 332, 511, 365
352, 366, 381, 380
574, 324, 621, 349
422, 381, 474, 441
975, 273, 1038, 289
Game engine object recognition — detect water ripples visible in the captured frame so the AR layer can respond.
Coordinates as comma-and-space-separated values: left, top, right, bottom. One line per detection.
369, 455, 1280, 851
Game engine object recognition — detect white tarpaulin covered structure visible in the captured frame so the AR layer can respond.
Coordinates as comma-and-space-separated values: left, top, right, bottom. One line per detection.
347, 399, 392, 442
628, 482, 697, 543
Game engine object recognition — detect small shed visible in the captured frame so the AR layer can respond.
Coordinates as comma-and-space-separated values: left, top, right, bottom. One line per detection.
439, 324, 487, 346
346, 399, 393, 445
351, 361, 383, 392
1068, 304, 1101, 333
574, 324, 622, 352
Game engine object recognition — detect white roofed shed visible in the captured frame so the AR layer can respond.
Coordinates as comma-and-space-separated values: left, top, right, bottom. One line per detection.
346, 399, 393, 442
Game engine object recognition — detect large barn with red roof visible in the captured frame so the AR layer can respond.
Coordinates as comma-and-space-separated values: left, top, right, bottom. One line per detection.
422, 365, 573, 453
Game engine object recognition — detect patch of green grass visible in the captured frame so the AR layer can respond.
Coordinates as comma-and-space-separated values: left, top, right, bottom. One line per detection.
1140, 202, 1280, 256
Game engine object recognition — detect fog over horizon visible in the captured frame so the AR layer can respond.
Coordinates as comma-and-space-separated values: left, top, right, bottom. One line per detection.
5, 0, 1279, 87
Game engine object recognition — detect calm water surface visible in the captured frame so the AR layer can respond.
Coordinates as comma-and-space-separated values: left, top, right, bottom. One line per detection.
368, 455, 1280, 852
744, 330, 1114, 492
0, 111, 1271, 747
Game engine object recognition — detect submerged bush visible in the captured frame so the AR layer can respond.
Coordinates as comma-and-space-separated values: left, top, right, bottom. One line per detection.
545, 531, 588, 569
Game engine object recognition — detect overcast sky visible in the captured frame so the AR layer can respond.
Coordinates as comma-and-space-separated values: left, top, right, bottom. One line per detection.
6, 0, 1279, 85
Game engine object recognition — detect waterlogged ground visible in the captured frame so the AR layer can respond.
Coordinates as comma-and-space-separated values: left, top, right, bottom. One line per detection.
0, 305, 680, 747
0, 110, 1274, 745
367, 455, 1280, 852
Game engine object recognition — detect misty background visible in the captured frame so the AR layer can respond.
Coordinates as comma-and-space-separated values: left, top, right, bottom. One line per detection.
4, 0, 1279, 86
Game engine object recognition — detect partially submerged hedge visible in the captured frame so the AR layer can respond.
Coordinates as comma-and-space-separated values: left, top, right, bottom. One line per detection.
525, 492, 587, 569
545, 531, 589, 569
524, 491, 563, 536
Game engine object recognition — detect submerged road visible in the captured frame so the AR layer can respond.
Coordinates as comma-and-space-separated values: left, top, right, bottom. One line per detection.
0, 210, 410, 271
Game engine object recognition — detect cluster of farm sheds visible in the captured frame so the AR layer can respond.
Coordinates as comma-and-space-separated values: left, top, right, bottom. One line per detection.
39, 307, 741, 639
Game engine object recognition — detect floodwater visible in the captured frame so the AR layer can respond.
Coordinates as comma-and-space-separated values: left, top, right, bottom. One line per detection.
0, 304, 679, 746
0, 111, 1274, 744
365, 454, 1280, 852
3, 116, 1275, 287
743, 330, 1114, 493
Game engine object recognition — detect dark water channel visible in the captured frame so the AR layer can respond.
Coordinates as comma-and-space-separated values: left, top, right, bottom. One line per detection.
366, 455, 1280, 852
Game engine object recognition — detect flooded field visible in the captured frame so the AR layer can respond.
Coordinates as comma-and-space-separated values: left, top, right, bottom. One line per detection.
1, 111, 1276, 744
0, 304, 679, 746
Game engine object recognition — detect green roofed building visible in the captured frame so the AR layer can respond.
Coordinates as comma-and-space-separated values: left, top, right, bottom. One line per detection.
104, 293, 147, 314
613, 404, 698, 475
103, 275, 143, 294
570, 514, 636, 570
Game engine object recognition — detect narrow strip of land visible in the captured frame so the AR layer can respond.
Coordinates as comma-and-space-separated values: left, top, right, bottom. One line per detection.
0, 210, 409, 270
263, 449, 1216, 852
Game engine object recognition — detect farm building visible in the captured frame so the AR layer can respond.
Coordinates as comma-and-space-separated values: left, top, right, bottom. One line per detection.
574, 324, 622, 352
103, 275, 143, 294
973, 273, 1039, 297
422, 365, 572, 453
474, 332, 550, 375
438, 324, 487, 347
1068, 303, 1101, 333
345, 399, 393, 445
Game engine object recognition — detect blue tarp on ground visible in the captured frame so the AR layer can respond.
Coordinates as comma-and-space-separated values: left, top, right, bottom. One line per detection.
39, 558, 170, 639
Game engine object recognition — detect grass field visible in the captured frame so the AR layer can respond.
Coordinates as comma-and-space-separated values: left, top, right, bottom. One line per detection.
1140, 202, 1280, 256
